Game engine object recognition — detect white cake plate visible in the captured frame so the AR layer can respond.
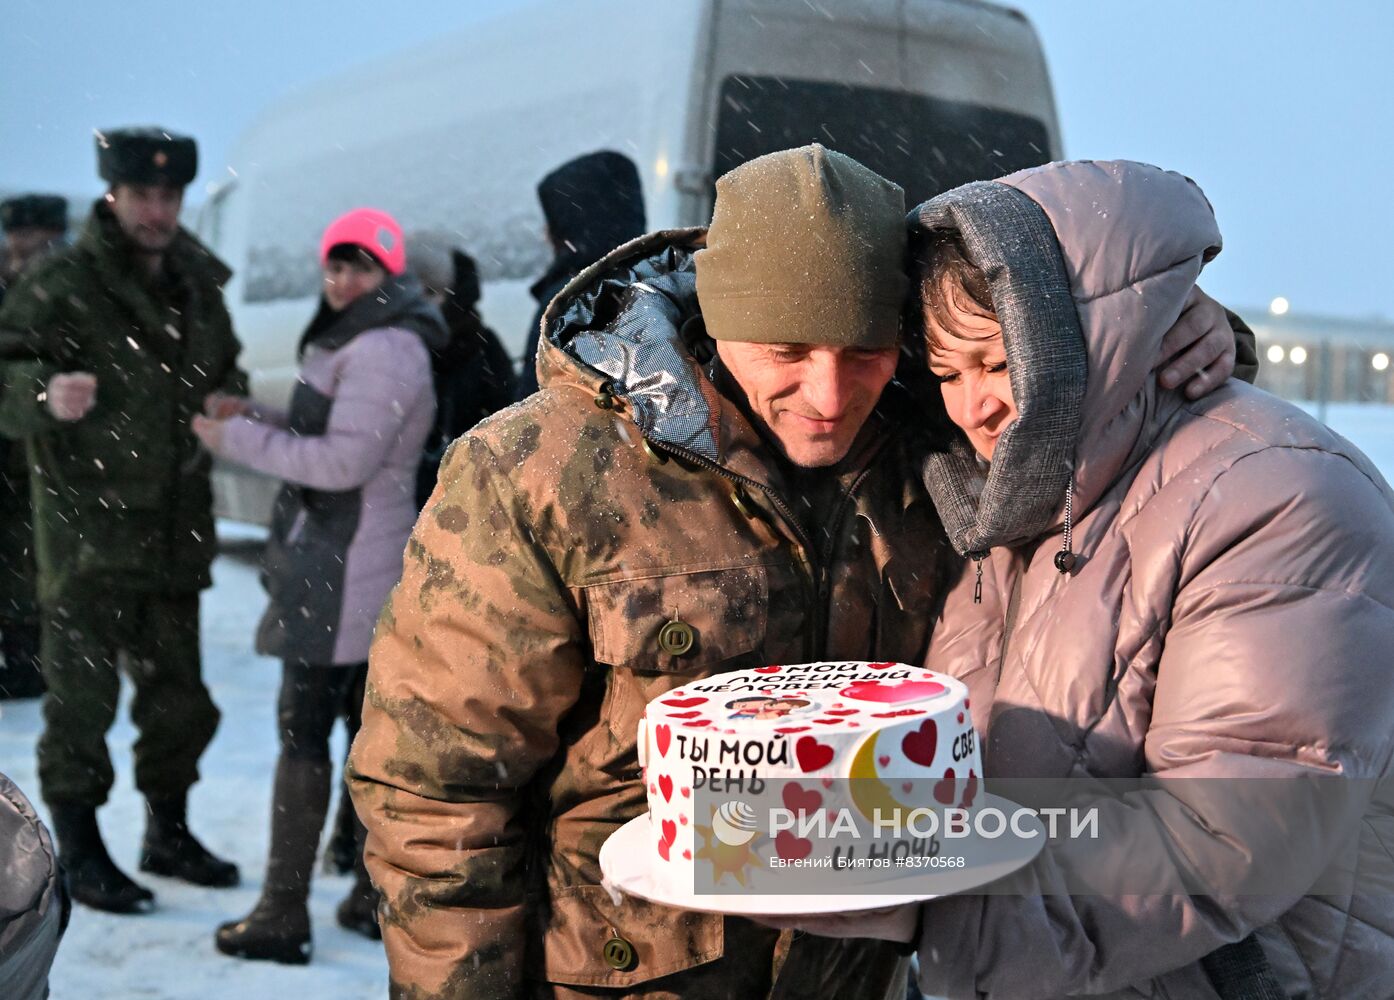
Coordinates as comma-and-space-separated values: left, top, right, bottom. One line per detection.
598, 793, 1045, 917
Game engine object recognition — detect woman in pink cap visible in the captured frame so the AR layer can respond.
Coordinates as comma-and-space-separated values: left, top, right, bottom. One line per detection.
194, 208, 446, 964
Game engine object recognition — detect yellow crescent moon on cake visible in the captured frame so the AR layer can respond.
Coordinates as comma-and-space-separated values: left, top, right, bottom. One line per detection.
847, 731, 915, 823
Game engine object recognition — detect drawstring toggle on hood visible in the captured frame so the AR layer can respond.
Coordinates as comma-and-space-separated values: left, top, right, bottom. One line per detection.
1055, 486, 1077, 574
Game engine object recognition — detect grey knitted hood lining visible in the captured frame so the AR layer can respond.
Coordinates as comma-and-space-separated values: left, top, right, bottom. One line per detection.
909, 180, 1088, 557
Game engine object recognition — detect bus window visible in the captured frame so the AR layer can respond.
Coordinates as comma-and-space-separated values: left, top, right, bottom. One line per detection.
712, 75, 1052, 206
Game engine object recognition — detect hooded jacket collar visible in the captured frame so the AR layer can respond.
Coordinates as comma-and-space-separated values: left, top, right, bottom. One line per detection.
298, 273, 448, 358
910, 160, 1222, 558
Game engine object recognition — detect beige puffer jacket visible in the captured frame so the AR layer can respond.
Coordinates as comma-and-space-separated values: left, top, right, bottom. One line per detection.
909, 161, 1394, 999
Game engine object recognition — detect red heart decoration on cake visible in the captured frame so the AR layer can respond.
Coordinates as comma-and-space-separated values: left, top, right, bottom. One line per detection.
825, 709, 857, 717
902, 782, 914, 794
775, 726, 810, 734
783, 782, 823, 814
871, 709, 924, 719
658, 819, 677, 860
754, 665, 782, 674
842, 680, 947, 704
680, 787, 691, 798
901, 720, 939, 768
662, 697, 707, 709
821, 778, 835, 790
655, 724, 671, 758
877, 755, 891, 767
957, 712, 965, 724
965, 698, 972, 708
682, 720, 709, 728
679, 814, 688, 826
960, 769, 978, 809
933, 768, 958, 805
775, 830, 813, 862
848, 722, 859, 727
649, 783, 657, 794
795, 736, 835, 772
659, 775, 673, 803
682, 849, 692, 860
814, 718, 840, 726
867, 661, 896, 670
669, 710, 701, 719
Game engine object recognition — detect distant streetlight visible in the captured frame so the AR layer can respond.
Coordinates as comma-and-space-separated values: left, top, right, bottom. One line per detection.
1269, 296, 1290, 316
1266, 345, 1285, 364
1290, 345, 1308, 365
1374, 352, 1391, 372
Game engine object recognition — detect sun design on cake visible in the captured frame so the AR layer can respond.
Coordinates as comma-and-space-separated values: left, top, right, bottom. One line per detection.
694, 818, 763, 886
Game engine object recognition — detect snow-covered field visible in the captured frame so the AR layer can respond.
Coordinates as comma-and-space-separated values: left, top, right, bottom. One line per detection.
2, 401, 1392, 999
0, 535, 387, 999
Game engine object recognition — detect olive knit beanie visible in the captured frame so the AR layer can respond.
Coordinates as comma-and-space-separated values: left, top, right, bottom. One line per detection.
695, 143, 907, 348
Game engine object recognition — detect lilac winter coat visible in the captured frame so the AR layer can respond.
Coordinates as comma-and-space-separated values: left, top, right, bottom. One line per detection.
216, 276, 444, 665
910, 161, 1394, 999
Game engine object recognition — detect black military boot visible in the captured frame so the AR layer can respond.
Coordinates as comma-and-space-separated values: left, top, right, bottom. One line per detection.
140, 795, 240, 887
215, 756, 330, 964
335, 811, 381, 940
49, 801, 156, 914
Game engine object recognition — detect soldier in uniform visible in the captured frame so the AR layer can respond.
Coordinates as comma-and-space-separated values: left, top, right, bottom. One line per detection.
0, 128, 245, 913
0, 194, 68, 700
347, 145, 1247, 999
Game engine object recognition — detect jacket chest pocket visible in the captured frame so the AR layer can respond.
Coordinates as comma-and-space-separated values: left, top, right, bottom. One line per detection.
578, 566, 771, 763
585, 565, 769, 676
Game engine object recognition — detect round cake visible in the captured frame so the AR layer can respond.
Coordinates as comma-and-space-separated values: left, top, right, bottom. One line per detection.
636, 661, 981, 896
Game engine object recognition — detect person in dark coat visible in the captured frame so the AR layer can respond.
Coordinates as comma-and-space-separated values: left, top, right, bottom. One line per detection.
0, 194, 67, 701
414, 246, 517, 507
0, 128, 245, 914
514, 150, 646, 399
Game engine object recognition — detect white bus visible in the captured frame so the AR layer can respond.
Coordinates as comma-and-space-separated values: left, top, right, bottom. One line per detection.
199, 0, 1062, 524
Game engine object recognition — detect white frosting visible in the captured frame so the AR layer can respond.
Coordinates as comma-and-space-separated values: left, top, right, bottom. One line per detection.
638, 661, 982, 894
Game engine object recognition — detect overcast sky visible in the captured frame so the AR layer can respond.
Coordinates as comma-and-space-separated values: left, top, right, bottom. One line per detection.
2, 0, 1388, 319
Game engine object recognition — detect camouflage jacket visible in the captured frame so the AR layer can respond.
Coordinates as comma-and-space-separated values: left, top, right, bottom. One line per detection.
0, 202, 246, 600
348, 231, 956, 1000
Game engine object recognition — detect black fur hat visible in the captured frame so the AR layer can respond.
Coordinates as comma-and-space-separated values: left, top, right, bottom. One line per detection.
96, 127, 197, 187
0, 194, 68, 232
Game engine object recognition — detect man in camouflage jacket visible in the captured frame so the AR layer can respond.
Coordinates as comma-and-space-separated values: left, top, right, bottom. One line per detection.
348, 146, 1246, 999
350, 146, 949, 999
0, 128, 245, 913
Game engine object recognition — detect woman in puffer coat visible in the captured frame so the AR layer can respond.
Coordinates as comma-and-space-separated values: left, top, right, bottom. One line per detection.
192, 207, 445, 964
783, 161, 1394, 999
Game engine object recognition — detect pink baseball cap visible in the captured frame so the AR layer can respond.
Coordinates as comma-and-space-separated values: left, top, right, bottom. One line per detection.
319, 207, 406, 276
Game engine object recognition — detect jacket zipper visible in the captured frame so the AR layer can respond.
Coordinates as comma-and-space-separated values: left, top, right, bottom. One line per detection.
648, 437, 883, 661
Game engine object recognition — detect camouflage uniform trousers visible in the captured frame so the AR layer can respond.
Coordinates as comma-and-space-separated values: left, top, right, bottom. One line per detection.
36, 588, 219, 806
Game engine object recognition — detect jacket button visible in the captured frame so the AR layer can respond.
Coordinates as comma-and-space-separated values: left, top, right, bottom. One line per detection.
603, 935, 637, 971
594, 391, 616, 410
641, 439, 669, 464
730, 487, 755, 519
658, 620, 696, 656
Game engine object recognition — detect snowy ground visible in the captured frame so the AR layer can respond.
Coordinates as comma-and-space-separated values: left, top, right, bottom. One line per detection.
0, 532, 387, 999
2, 402, 1392, 999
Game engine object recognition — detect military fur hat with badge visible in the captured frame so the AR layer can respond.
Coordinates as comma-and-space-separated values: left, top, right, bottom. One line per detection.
96, 126, 198, 188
